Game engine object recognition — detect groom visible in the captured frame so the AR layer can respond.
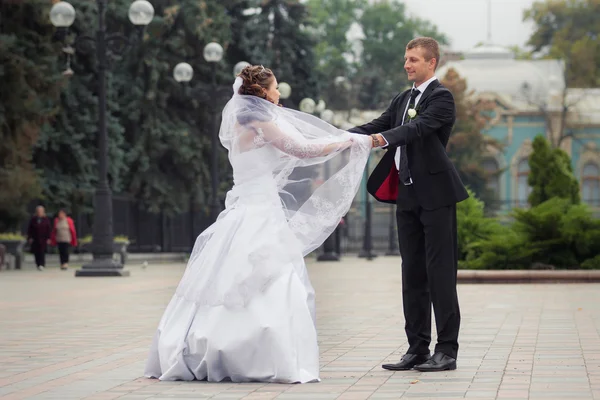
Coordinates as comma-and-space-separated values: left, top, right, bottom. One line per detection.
350, 37, 468, 372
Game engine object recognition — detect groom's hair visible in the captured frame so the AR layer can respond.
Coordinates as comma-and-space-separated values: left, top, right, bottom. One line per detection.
406, 37, 440, 70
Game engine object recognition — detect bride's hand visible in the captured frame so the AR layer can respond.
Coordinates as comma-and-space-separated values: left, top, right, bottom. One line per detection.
322, 140, 352, 156
347, 132, 374, 148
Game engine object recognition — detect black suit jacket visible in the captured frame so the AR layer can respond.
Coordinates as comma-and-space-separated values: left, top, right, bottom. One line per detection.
350, 79, 468, 210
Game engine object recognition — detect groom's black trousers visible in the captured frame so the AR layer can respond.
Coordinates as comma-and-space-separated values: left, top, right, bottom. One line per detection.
396, 183, 461, 360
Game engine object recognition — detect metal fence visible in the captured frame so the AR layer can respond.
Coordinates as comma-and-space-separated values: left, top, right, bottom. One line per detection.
22, 195, 213, 253
337, 199, 600, 255
22, 197, 600, 255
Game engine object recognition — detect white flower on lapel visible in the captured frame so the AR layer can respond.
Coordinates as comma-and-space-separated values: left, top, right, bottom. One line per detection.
407, 108, 417, 119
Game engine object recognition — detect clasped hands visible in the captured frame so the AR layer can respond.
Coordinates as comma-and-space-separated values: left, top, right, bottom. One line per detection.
327, 133, 384, 154
347, 133, 385, 149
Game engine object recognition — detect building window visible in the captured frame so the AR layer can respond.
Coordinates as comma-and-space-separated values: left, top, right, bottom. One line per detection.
482, 158, 500, 198
517, 158, 531, 207
582, 162, 600, 207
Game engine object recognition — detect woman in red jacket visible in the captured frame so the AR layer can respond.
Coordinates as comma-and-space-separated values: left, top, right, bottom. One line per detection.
51, 210, 78, 270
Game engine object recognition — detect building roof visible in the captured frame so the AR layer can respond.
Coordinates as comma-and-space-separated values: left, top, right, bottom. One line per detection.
565, 88, 600, 125
333, 44, 600, 126
463, 44, 515, 60
438, 48, 565, 104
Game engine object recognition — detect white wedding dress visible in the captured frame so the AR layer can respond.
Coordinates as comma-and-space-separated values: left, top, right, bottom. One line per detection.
144, 80, 371, 383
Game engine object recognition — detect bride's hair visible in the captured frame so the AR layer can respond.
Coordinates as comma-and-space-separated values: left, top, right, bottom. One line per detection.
237, 65, 274, 100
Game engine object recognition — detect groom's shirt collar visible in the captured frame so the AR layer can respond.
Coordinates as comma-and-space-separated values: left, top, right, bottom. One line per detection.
412, 75, 438, 94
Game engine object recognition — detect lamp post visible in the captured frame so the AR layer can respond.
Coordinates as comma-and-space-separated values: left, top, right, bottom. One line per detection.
233, 61, 250, 77
299, 97, 316, 114
301, 98, 341, 262
316, 107, 340, 262
278, 82, 292, 107
174, 48, 240, 224
278, 82, 292, 100
173, 62, 193, 83
50, 0, 154, 277
203, 42, 224, 221
358, 156, 376, 260
173, 62, 195, 250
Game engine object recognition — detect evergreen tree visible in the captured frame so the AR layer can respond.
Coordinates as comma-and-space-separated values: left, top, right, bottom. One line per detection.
305, 0, 365, 110
227, 0, 319, 106
35, 0, 127, 215
37, 0, 235, 215
2, 0, 326, 232
528, 135, 580, 207
356, 1, 448, 109
0, 0, 62, 230
115, 0, 232, 214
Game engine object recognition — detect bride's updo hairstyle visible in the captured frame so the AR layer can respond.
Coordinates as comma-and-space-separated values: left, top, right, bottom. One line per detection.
237, 65, 274, 100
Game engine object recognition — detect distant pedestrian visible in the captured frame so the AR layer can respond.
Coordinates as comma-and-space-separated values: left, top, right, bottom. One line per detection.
27, 206, 52, 271
50, 209, 78, 270
0, 244, 5, 270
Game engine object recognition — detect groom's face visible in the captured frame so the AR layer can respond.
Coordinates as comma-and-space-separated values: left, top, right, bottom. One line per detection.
404, 47, 435, 85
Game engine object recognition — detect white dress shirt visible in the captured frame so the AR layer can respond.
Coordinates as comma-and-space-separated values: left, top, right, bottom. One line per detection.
393, 75, 438, 175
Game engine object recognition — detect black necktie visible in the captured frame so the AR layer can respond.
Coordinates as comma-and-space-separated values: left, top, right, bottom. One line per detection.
399, 89, 420, 184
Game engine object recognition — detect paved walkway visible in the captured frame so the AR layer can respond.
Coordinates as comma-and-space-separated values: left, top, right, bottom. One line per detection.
1, 257, 599, 400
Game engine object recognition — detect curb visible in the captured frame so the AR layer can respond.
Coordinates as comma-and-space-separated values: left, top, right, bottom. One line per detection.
458, 270, 600, 283
20, 252, 187, 268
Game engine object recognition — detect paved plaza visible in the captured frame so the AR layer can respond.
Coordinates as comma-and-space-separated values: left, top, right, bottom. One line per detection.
1, 257, 600, 400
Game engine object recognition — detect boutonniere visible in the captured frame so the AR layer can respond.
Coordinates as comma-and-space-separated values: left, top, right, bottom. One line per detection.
407, 107, 419, 121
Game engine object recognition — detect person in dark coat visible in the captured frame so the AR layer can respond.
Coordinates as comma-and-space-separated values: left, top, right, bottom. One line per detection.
27, 205, 52, 271
0, 244, 5, 270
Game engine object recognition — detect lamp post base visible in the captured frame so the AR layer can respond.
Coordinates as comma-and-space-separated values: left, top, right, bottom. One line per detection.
358, 250, 377, 260
317, 252, 340, 262
75, 258, 129, 277
317, 234, 340, 262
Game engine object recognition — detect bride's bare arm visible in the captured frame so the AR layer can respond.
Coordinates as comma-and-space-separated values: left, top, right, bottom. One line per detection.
250, 121, 351, 158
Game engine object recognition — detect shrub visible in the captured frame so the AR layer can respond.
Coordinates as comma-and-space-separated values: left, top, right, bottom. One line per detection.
512, 198, 600, 268
528, 135, 580, 206
457, 191, 600, 270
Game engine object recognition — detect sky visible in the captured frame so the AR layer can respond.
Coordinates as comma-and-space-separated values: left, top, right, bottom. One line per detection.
400, 0, 539, 51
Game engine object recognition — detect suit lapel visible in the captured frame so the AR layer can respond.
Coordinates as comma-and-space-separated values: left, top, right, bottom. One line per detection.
396, 79, 440, 125
396, 90, 412, 126
415, 79, 440, 109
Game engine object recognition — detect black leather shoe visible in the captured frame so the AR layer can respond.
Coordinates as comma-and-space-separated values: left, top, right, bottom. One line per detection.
382, 353, 430, 371
413, 352, 456, 372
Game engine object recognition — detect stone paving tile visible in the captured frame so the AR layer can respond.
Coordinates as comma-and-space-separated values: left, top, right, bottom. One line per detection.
1, 257, 600, 400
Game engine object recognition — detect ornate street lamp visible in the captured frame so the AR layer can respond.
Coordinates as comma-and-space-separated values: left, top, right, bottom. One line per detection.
299, 98, 316, 114
316, 108, 340, 262
50, 0, 154, 277
233, 61, 250, 77
278, 82, 292, 100
203, 42, 224, 221
174, 51, 253, 226
173, 62, 193, 83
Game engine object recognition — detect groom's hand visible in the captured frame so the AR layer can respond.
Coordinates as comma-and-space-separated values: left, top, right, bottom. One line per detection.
370, 134, 386, 148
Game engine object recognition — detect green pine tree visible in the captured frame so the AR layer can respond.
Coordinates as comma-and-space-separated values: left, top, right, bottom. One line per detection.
528, 135, 580, 207
0, 0, 62, 230
228, 0, 319, 106
355, 1, 448, 109
35, 0, 127, 215
117, 0, 232, 214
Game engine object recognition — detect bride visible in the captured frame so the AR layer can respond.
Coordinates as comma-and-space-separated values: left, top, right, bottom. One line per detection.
144, 65, 371, 383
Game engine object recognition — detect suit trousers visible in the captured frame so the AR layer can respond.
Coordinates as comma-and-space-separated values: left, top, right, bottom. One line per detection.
396, 183, 461, 359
